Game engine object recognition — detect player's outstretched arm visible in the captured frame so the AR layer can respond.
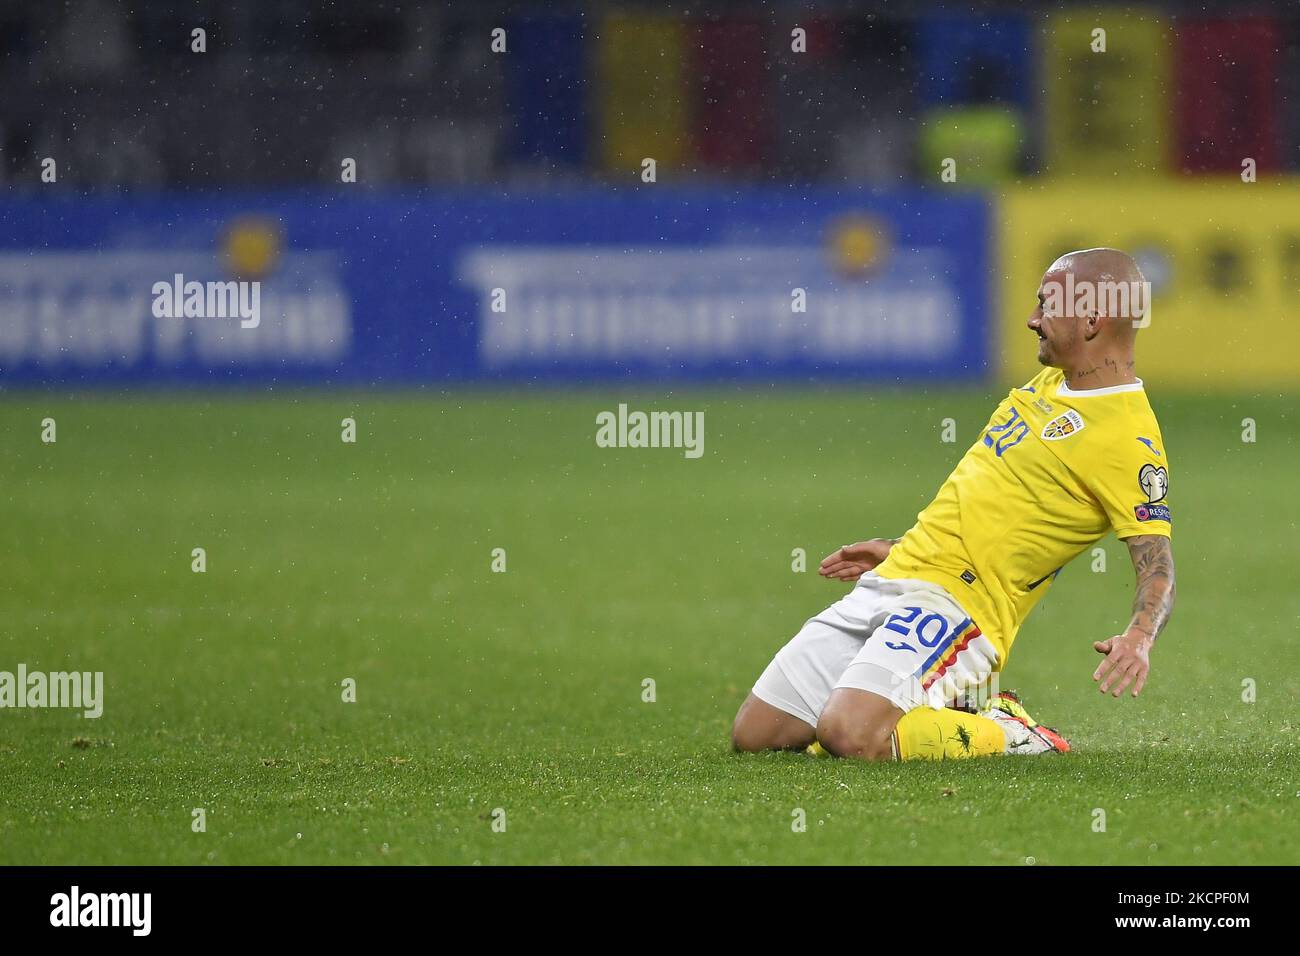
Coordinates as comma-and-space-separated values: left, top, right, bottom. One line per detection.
818, 538, 897, 582
1093, 534, 1176, 698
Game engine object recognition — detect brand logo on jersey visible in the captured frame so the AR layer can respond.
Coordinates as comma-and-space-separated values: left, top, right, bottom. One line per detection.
960, 569, 977, 585
1136, 436, 1162, 456
1032, 397, 1054, 414
1026, 567, 1062, 591
1041, 409, 1085, 440
1138, 463, 1168, 502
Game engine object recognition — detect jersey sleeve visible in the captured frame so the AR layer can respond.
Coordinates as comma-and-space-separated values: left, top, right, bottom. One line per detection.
1086, 432, 1171, 539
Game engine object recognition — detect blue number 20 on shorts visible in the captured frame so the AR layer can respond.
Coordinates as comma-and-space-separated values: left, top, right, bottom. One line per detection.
882, 606, 975, 684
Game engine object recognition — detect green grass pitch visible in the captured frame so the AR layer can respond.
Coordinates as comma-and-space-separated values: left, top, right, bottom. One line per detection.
0, 388, 1296, 865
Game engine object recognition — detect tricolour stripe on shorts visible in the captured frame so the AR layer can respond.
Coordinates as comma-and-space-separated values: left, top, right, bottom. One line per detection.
914, 618, 978, 690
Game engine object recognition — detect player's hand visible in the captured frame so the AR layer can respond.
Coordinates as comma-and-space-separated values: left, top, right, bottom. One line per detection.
818, 539, 895, 582
1092, 629, 1153, 698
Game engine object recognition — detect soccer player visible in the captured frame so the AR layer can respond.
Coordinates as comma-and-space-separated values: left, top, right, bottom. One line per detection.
732, 248, 1176, 760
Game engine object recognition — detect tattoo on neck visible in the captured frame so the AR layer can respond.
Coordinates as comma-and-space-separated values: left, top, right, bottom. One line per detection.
1070, 360, 1136, 387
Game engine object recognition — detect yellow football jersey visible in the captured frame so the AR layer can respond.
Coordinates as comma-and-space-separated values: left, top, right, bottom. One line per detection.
873, 366, 1171, 662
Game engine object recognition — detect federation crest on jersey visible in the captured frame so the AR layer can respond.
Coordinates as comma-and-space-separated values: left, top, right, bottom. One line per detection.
1041, 409, 1085, 441
1138, 463, 1168, 502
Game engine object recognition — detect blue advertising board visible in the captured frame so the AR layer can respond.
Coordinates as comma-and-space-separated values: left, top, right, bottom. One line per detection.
0, 189, 991, 385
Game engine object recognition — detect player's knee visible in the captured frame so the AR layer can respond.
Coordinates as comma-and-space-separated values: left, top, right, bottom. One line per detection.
731, 695, 812, 752
730, 701, 762, 752
730, 719, 768, 753
731, 718, 794, 753
816, 711, 894, 761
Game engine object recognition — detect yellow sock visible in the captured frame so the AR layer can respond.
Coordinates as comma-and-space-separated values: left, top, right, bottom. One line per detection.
893, 707, 1006, 761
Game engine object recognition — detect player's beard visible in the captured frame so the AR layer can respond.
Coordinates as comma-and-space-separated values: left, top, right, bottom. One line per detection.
1036, 323, 1073, 368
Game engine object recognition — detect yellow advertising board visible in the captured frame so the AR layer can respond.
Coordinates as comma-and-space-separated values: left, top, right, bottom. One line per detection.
1042, 10, 1171, 177
998, 183, 1300, 389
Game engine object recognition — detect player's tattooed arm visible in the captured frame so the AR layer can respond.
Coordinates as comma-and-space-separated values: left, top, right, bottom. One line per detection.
1092, 534, 1176, 698
1125, 534, 1176, 642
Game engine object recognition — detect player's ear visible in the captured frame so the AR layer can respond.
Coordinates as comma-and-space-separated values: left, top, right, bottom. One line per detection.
1084, 312, 1104, 340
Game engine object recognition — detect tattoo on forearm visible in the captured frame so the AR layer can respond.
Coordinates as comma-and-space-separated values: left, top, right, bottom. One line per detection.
1127, 535, 1176, 641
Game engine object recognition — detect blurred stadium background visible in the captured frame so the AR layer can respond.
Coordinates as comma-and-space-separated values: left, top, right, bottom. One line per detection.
3, 0, 1299, 389
2, 1, 1298, 865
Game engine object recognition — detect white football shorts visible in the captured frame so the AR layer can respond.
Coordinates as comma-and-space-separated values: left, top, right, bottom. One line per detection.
751, 572, 1001, 727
